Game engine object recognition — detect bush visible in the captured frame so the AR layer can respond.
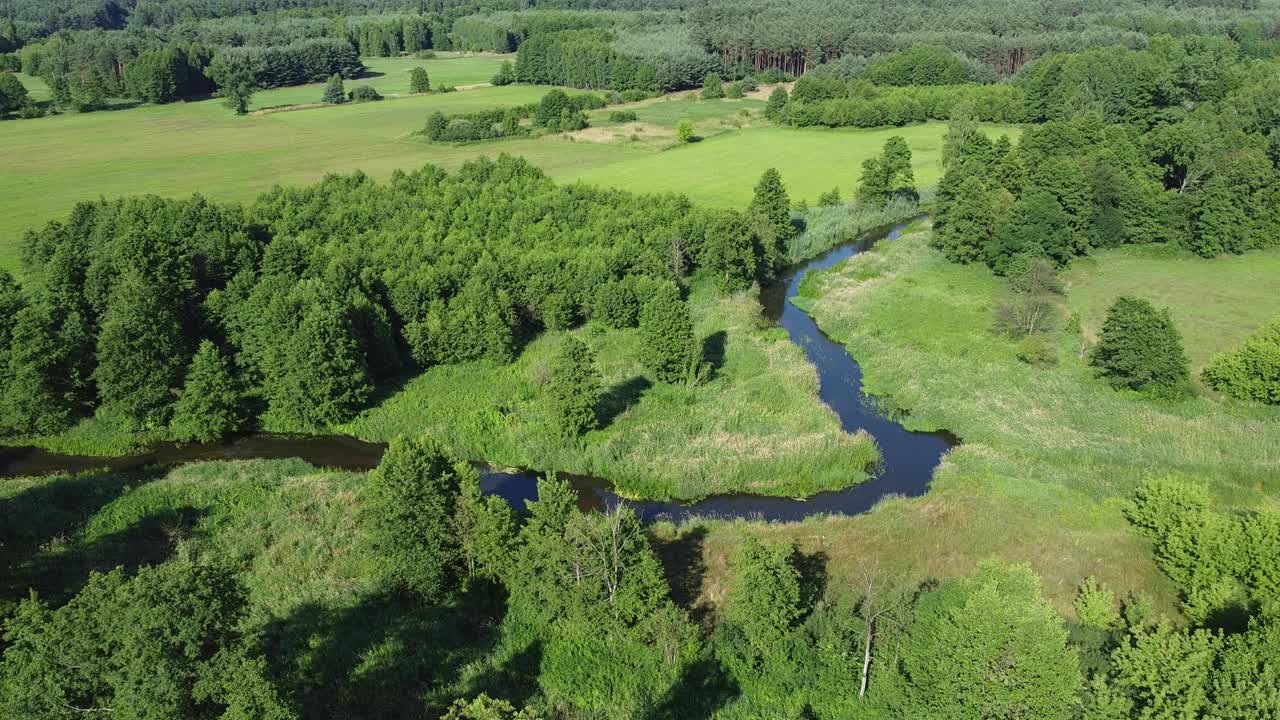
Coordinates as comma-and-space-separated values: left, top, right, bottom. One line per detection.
491, 60, 516, 86
592, 279, 641, 328
817, 187, 841, 206
619, 88, 650, 102
755, 68, 794, 83
608, 109, 637, 123
1201, 315, 1280, 404
1090, 296, 1190, 398
414, 50, 437, 59
676, 118, 694, 143
1074, 577, 1121, 629
726, 81, 744, 99
1016, 335, 1058, 366
322, 73, 346, 104
701, 72, 724, 99
409, 66, 430, 93
994, 295, 1056, 338
0, 53, 19, 72
347, 85, 382, 102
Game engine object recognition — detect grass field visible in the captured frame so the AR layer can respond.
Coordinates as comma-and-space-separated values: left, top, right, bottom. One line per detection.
724, 227, 1279, 615
342, 277, 878, 501
247, 53, 513, 110
0, 73, 1016, 272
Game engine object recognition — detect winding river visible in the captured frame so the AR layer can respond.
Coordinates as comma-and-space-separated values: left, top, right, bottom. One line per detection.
0, 220, 955, 522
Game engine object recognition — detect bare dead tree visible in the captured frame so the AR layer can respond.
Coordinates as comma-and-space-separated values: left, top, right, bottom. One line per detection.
853, 559, 906, 699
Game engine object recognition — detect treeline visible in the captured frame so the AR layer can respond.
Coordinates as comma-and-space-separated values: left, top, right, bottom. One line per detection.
419, 89, 606, 142
0, 156, 784, 440
5, 439, 1274, 718
928, 36, 1280, 273
690, 0, 1280, 77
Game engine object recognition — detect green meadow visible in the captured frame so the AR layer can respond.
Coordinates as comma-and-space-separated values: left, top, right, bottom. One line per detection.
752, 226, 1280, 614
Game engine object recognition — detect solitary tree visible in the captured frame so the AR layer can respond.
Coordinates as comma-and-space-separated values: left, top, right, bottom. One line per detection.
548, 336, 601, 437
207, 52, 258, 115
638, 284, 700, 384
365, 435, 468, 601
749, 167, 794, 269
676, 118, 695, 143
1090, 296, 1190, 398
322, 73, 346, 104
170, 339, 244, 443
701, 72, 724, 99
409, 66, 431, 93
0, 71, 29, 114
764, 86, 788, 123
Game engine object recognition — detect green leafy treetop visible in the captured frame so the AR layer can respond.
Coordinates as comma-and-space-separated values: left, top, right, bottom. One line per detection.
638, 283, 702, 385
322, 73, 346, 104
1090, 296, 1190, 399
364, 435, 469, 601
749, 167, 795, 269
548, 335, 601, 438
856, 135, 917, 206
491, 60, 516, 86
1201, 314, 1280, 404
170, 339, 245, 443
409, 66, 430, 93
701, 72, 724, 99
764, 86, 788, 123
207, 51, 258, 115
676, 118, 695, 143
0, 71, 29, 115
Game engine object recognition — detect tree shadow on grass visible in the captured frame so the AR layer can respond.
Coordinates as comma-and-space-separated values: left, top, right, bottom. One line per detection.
644, 656, 739, 720
653, 526, 711, 618
597, 375, 653, 429
791, 548, 829, 621
261, 587, 508, 720
702, 330, 728, 381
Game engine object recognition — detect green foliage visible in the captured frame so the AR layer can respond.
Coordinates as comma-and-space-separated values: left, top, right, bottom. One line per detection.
263, 296, 372, 429
443, 694, 542, 719
725, 80, 744, 99
764, 86, 788, 123
454, 471, 516, 581
170, 339, 244, 443
856, 135, 916, 206
932, 175, 995, 264
207, 50, 257, 114
696, 208, 760, 291
721, 538, 802, 663
364, 435, 467, 601
889, 560, 1081, 720
1108, 622, 1219, 719
125, 48, 183, 104
1015, 334, 1057, 366
607, 109, 636, 122
701, 71, 723, 99
490, 60, 515, 86
1090, 296, 1190, 399
749, 167, 794, 269
637, 283, 700, 385
409, 65, 430, 93
863, 44, 984, 86
816, 186, 841, 207
0, 561, 292, 720
347, 84, 381, 102
1201, 315, 1280, 404
1074, 576, 1121, 629
548, 335, 601, 438
590, 278, 641, 329
322, 72, 346, 104
675, 117, 694, 143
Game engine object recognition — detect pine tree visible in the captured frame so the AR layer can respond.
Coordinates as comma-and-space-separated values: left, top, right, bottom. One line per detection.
365, 435, 468, 601
322, 73, 346, 104
548, 336, 601, 437
638, 284, 700, 384
1090, 296, 1190, 398
749, 167, 794, 269
170, 340, 244, 443
266, 298, 371, 428
409, 66, 431, 93
764, 86, 788, 123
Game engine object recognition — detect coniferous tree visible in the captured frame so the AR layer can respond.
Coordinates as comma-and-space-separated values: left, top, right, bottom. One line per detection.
764, 86, 788, 123
701, 72, 723, 99
0, 71, 28, 114
170, 339, 244, 443
322, 73, 346, 104
266, 297, 371, 428
699, 209, 760, 291
722, 538, 802, 661
932, 176, 995, 264
409, 66, 430, 93
365, 435, 468, 601
638, 283, 700, 385
94, 271, 189, 429
749, 167, 794, 269
1090, 296, 1190, 398
548, 335, 601, 438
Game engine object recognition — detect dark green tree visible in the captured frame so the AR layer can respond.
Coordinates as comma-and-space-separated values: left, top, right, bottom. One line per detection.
126, 49, 180, 104
699, 209, 760, 291
891, 560, 1081, 720
322, 73, 346, 104
0, 70, 28, 114
548, 335, 601, 438
1090, 296, 1190, 398
491, 60, 515, 86
749, 167, 794, 269
207, 51, 258, 115
1201, 315, 1280, 404
932, 176, 996, 264
170, 339, 244, 443
764, 86, 788, 123
365, 435, 468, 601
409, 65, 430, 93
701, 72, 723, 99
857, 136, 916, 206
988, 190, 1076, 273
454, 471, 516, 580
266, 297, 371, 428
722, 538, 802, 663
638, 283, 700, 384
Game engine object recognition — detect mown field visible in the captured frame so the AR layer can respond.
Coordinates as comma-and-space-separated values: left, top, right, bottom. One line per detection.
1, 66, 1016, 271
737, 227, 1280, 614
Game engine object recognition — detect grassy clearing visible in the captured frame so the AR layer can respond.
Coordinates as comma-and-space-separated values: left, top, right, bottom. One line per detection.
247, 53, 513, 110
705, 227, 1277, 614
15, 72, 51, 102
343, 277, 878, 501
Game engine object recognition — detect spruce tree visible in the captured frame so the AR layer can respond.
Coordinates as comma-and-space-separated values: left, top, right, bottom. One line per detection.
1090, 296, 1190, 398
170, 340, 244, 443
365, 435, 468, 601
749, 167, 794, 269
548, 335, 601, 437
932, 176, 995, 264
266, 298, 371, 428
322, 73, 346, 104
638, 284, 700, 384
409, 66, 431, 93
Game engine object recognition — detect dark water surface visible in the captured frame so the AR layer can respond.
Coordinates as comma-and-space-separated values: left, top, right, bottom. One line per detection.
1, 220, 955, 522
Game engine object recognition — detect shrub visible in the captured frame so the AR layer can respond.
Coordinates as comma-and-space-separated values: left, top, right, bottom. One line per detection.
1201, 315, 1280, 404
817, 187, 841, 206
726, 81, 744, 99
437, 84, 457, 93
995, 295, 1057, 338
414, 50, 437, 59
619, 89, 650, 102
1090, 296, 1190, 398
739, 76, 757, 92
491, 60, 516, 86
347, 85, 382, 102
592, 279, 641, 328
1074, 577, 1121, 628
608, 109, 637, 122
1016, 335, 1058, 366
755, 68, 794, 83
409, 66, 430, 93
676, 118, 694, 143
764, 86, 788, 123
701, 72, 723, 99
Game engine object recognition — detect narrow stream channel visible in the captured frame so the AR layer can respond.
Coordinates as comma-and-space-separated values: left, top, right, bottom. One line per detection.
0, 220, 956, 522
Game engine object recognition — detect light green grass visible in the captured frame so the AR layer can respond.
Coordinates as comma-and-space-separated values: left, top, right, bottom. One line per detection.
248, 53, 513, 110
343, 278, 878, 501
1064, 244, 1280, 370
745, 228, 1279, 614
15, 72, 51, 102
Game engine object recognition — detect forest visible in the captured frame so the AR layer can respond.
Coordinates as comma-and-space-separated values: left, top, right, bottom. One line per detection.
2, 0, 1279, 717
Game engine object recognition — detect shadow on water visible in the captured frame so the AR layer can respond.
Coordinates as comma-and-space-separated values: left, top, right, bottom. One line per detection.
1, 220, 956, 524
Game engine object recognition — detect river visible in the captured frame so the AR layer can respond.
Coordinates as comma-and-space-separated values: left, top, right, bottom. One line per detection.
0, 220, 955, 522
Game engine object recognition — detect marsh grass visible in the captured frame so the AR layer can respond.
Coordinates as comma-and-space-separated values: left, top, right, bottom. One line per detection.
786, 196, 924, 262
